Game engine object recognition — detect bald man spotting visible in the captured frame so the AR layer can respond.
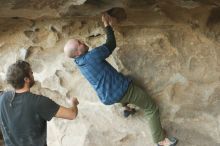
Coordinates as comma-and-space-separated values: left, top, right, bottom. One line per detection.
63, 13, 177, 146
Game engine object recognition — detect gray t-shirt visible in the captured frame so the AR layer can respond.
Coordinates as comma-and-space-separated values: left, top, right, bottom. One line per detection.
0, 91, 60, 146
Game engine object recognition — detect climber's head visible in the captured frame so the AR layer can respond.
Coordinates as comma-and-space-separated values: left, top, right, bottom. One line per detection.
64, 39, 89, 58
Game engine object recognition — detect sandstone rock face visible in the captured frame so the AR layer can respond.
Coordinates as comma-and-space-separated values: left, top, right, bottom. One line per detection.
0, 0, 220, 146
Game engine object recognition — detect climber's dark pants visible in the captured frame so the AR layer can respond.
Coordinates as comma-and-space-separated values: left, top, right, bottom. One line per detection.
120, 83, 165, 143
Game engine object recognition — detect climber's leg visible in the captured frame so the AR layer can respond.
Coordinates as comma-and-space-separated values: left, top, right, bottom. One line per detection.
120, 83, 165, 143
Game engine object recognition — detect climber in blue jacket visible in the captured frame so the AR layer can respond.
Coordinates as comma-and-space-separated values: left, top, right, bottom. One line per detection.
64, 13, 177, 146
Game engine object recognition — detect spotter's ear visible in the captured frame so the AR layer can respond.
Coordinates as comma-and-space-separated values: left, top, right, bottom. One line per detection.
24, 77, 30, 82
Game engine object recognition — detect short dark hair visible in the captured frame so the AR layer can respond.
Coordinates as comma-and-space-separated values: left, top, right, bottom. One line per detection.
6, 60, 31, 89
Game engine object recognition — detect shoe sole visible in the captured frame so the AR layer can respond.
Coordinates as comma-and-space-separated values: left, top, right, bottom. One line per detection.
157, 137, 178, 146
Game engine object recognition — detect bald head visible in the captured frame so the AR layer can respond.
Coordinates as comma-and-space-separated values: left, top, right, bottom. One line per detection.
64, 39, 79, 58
64, 39, 89, 58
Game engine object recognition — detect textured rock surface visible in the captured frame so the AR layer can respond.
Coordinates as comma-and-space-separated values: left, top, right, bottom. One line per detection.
0, 0, 220, 146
